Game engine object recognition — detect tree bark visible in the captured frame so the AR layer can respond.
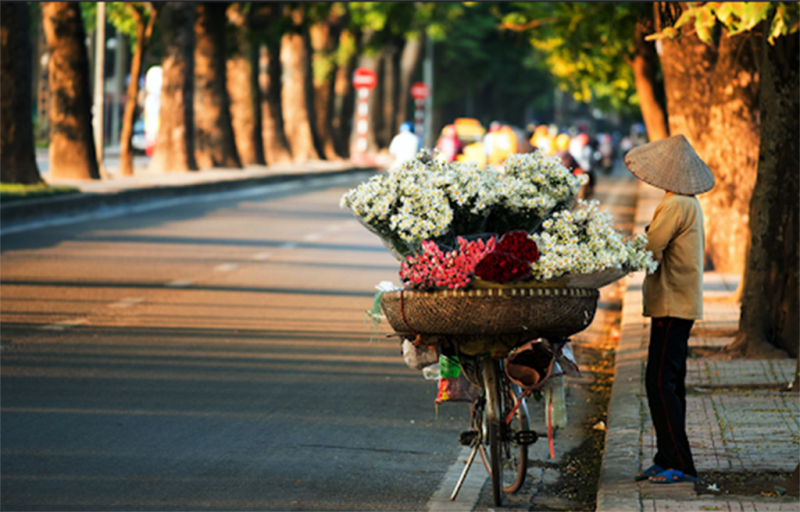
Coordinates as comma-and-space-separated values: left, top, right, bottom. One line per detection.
281, 28, 321, 162
630, 15, 669, 142
41, 2, 99, 180
249, 4, 292, 165
247, 39, 266, 166
225, 3, 264, 166
119, 3, 156, 177
261, 41, 293, 164
697, 31, 760, 275
396, 36, 424, 131
1, 2, 42, 184
309, 19, 342, 160
656, 4, 716, 151
331, 28, 357, 158
379, 44, 399, 148
149, 2, 197, 173
728, 29, 799, 359
656, 3, 761, 276
194, 2, 241, 169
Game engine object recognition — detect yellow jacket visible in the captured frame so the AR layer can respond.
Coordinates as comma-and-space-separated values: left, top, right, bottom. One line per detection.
643, 192, 704, 320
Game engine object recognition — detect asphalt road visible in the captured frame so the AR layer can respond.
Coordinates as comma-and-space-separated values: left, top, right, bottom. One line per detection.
1, 177, 472, 511
1, 162, 640, 511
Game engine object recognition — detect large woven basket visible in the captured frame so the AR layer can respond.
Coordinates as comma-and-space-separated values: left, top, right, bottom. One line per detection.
381, 287, 599, 355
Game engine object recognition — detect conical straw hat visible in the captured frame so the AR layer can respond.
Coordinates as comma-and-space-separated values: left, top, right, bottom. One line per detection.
624, 134, 715, 195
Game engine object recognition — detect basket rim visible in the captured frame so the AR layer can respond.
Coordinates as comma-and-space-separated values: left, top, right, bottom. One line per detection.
381, 287, 599, 299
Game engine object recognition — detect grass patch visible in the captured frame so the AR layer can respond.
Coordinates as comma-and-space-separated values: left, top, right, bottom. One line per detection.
1, 183, 81, 204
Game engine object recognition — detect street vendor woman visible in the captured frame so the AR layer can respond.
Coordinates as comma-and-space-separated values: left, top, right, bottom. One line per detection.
624, 134, 715, 484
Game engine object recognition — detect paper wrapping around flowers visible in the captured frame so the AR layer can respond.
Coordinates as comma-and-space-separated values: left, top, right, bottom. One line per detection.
471, 267, 628, 290
558, 267, 630, 289
355, 215, 409, 262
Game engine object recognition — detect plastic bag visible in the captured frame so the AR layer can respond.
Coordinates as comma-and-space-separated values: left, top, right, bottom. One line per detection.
544, 373, 568, 429
435, 355, 479, 403
401, 339, 440, 371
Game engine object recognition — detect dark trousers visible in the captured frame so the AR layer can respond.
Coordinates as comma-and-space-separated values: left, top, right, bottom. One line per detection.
645, 316, 697, 477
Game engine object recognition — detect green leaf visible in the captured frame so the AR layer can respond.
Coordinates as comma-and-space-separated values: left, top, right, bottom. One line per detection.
714, 2, 737, 27
737, 2, 772, 33
769, 5, 789, 44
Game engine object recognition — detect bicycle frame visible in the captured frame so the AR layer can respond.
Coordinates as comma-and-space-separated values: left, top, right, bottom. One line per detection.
450, 357, 534, 507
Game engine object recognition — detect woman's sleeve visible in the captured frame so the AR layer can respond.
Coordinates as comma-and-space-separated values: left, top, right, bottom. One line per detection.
645, 200, 681, 262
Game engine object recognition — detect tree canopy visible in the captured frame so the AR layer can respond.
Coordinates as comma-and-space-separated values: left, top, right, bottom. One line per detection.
498, 2, 652, 114
649, 2, 799, 45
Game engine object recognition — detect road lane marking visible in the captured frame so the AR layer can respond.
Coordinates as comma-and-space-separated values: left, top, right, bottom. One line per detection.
303, 233, 322, 242
40, 318, 88, 331
252, 252, 272, 260
426, 446, 487, 511
165, 279, 195, 288
108, 298, 145, 309
0, 171, 377, 236
214, 263, 239, 272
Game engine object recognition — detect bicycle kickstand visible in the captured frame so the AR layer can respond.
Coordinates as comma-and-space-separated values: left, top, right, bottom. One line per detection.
449, 440, 480, 501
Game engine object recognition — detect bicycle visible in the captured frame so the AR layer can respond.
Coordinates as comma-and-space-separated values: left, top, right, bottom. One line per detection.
379, 286, 599, 507
451, 357, 538, 507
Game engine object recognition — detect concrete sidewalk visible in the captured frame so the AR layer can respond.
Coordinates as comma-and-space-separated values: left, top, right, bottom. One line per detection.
597, 181, 799, 512
1, 159, 378, 232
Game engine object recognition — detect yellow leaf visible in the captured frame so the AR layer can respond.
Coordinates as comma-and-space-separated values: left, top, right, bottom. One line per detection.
696, 23, 714, 44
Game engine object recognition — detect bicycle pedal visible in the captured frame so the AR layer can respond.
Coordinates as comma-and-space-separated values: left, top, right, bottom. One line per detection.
514, 430, 539, 445
459, 430, 479, 446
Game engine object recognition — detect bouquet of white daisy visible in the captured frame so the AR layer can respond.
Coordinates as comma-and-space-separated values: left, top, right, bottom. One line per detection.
341, 150, 656, 290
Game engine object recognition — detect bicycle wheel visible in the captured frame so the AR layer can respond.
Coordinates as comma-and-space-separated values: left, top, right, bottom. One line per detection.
482, 359, 503, 507
501, 382, 529, 493
477, 363, 531, 496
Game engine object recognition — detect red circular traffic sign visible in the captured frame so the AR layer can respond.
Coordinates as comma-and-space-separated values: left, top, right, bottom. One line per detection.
353, 67, 377, 90
410, 82, 429, 100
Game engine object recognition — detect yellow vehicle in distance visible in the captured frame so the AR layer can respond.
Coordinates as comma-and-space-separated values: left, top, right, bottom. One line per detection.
452, 118, 487, 168
453, 118, 486, 144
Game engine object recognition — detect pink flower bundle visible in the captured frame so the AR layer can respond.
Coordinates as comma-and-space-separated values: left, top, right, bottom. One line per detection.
474, 231, 540, 284
400, 237, 496, 290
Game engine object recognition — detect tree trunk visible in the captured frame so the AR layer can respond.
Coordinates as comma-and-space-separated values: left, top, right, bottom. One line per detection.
697, 31, 760, 275
309, 19, 341, 160
149, 2, 197, 173
280, 31, 320, 162
379, 44, 398, 148
248, 39, 266, 166
656, 3, 761, 276
630, 15, 668, 142
261, 41, 292, 164
728, 29, 799, 359
41, 2, 99, 180
1, 2, 41, 184
396, 36, 424, 131
784, 463, 799, 495
656, 5, 716, 150
225, 3, 264, 167
248, 4, 291, 165
789, 354, 800, 392
194, 2, 241, 169
331, 29, 357, 158
119, 3, 156, 177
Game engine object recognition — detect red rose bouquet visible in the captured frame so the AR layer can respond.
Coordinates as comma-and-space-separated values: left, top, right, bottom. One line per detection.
400, 237, 495, 290
474, 231, 540, 284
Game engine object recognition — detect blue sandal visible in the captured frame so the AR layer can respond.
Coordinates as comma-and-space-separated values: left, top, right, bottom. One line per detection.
648, 469, 698, 484
635, 464, 663, 481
